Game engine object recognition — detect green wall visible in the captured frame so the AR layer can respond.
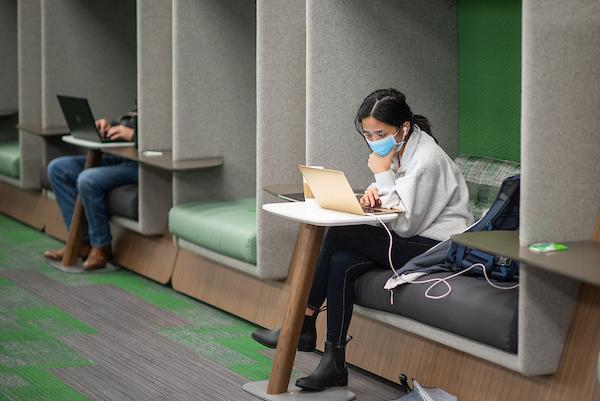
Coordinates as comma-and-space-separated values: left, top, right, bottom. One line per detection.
459, 0, 521, 162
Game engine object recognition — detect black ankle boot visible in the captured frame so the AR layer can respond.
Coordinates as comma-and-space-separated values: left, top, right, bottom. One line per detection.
251, 310, 320, 352
295, 340, 348, 391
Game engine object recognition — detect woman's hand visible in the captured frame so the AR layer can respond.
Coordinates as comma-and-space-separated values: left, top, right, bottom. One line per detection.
367, 146, 396, 174
106, 125, 134, 142
95, 119, 111, 137
360, 187, 381, 208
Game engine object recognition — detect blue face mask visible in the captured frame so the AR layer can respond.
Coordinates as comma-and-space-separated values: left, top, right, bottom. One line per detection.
366, 130, 406, 156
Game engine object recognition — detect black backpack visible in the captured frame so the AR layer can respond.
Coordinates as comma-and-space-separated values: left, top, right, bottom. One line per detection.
446, 174, 520, 281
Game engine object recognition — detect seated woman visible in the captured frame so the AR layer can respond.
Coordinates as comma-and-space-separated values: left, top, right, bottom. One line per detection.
43, 107, 138, 270
252, 88, 474, 391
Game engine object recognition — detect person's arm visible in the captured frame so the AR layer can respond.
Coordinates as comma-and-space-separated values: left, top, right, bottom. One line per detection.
390, 160, 459, 237
371, 170, 401, 209
362, 147, 401, 208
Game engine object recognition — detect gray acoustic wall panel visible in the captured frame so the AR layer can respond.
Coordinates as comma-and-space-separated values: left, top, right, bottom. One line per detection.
518, 0, 600, 374
172, 0, 256, 204
18, 0, 42, 127
136, 0, 173, 235
256, 0, 306, 279
306, 0, 458, 189
41, 0, 137, 129
0, 0, 18, 111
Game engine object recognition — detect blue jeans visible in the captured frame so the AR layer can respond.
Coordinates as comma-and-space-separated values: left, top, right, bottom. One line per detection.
307, 225, 439, 346
48, 155, 138, 247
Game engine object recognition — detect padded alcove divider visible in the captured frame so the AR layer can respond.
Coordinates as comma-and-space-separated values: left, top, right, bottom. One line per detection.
306, 0, 459, 189
518, 0, 600, 374
256, 0, 306, 279
17, 0, 137, 190
17, 0, 44, 189
135, 0, 173, 235
172, 0, 256, 205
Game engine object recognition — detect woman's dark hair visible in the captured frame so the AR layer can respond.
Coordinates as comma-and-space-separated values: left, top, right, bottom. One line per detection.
354, 88, 436, 142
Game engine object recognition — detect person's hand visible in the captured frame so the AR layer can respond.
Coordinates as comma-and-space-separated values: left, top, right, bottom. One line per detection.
106, 125, 134, 142
95, 119, 111, 137
360, 187, 381, 208
367, 146, 396, 174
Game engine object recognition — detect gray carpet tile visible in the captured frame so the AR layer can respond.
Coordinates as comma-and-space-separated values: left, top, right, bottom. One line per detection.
1, 269, 403, 401
1, 270, 188, 333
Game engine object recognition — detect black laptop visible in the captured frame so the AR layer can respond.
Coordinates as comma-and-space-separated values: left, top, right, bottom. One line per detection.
56, 95, 131, 143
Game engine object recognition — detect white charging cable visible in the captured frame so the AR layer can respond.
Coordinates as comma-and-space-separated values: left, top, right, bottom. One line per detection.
369, 213, 519, 301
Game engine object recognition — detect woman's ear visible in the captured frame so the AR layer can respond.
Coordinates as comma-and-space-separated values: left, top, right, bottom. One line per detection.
403, 122, 410, 135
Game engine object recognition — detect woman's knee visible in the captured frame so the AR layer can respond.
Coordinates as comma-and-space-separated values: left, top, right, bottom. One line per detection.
328, 251, 378, 287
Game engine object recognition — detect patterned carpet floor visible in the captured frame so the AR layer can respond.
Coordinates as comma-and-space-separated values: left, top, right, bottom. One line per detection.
0, 214, 402, 401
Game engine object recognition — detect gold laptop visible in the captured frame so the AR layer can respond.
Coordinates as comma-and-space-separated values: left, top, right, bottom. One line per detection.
298, 165, 402, 215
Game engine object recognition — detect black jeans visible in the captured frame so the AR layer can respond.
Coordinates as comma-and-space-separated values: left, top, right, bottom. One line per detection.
307, 225, 439, 346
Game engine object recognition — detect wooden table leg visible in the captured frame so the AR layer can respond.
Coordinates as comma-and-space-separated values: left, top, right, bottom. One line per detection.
61, 149, 103, 267
267, 223, 325, 394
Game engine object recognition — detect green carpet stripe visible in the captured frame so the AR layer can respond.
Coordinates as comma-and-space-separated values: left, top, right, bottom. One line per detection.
0, 222, 94, 401
0, 276, 13, 287
1, 367, 89, 401
217, 336, 279, 381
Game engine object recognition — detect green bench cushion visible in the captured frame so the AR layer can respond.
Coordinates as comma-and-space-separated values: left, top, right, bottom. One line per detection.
454, 155, 520, 220
169, 198, 257, 265
0, 141, 20, 179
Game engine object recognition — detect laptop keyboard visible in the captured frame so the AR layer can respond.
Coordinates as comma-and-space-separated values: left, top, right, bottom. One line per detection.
361, 206, 383, 214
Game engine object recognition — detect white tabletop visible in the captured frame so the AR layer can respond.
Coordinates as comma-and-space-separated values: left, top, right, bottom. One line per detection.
262, 201, 399, 227
63, 135, 135, 149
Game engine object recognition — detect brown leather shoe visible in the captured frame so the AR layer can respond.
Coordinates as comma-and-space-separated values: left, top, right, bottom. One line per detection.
43, 242, 91, 261
83, 245, 112, 270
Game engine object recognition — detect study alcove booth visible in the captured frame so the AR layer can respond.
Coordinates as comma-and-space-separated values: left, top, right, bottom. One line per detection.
298, 1, 599, 400
7, 0, 182, 283
169, 0, 307, 328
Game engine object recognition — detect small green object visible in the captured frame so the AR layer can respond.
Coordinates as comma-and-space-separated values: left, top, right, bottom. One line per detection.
528, 242, 569, 253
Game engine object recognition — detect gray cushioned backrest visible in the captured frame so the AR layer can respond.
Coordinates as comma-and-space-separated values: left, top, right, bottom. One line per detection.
18, 0, 42, 128
306, 0, 459, 189
0, 0, 18, 111
172, 0, 256, 204
0, 114, 18, 142
41, 0, 136, 129
256, 0, 306, 279
454, 155, 521, 220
